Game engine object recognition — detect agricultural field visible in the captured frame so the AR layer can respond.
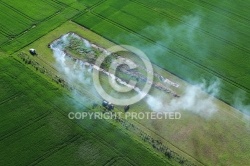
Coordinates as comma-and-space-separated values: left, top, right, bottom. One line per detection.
0, 0, 102, 53
74, 0, 250, 111
0, 0, 250, 166
15, 21, 250, 166
0, 56, 174, 165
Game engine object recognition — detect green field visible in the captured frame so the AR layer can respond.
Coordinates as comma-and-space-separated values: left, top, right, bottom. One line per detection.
0, 0, 98, 53
74, 0, 250, 111
15, 21, 249, 166
0, 0, 250, 166
0, 56, 175, 165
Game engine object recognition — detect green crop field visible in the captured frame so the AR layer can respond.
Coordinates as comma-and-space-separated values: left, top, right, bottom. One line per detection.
12, 21, 249, 166
74, 0, 250, 110
0, 0, 90, 53
0, 56, 174, 165
0, 0, 250, 166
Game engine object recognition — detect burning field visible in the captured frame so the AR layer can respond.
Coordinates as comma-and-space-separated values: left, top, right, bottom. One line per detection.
30, 26, 249, 165
1, 0, 250, 166
50, 32, 220, 117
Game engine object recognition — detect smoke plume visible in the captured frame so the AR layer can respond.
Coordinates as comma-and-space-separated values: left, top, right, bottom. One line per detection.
146, 79, 220, 119
233, 91, 250, 129
51, 34, 96, 108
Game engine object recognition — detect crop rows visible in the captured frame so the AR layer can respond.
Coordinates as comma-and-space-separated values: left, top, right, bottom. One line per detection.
75, 12, 249, 103
186, 0, 250, 24
0, 55, 172, 165
0, 57, 112, 165
0, 0, 74, 49
0, 8, 79, 53
109, 0, 250, 67
131, 0, 250, 54
73, 0, 250, 107
0, 0, 107, 49
0, 3, 32, 36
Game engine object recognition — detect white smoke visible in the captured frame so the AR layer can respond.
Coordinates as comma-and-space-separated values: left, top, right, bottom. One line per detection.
51, 34, 97, 108
83, 39, 91, 48
233, 91, 250, 129
139, 13, 221, 118
51, 33, 223, 119
51, 33, 220, 119
146, 79, 220, 118
132, 13, 205, 59
146, 95, 164, 112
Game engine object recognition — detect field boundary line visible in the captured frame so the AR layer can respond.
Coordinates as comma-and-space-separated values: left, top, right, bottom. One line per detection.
0, 0, 71, 48
88, 0, 108, 11
52, 0, 87, 11
0, 23, 14, 37
28, 135, 81, 166
0, 7, 70, 51
40, 0, 64, 10
53, 0, 70, 8
0, 92, 22, 106
0, 112, 50, 141
0, 1, 35, 22
186, 0, 250, 24
103, 156, 132, 166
